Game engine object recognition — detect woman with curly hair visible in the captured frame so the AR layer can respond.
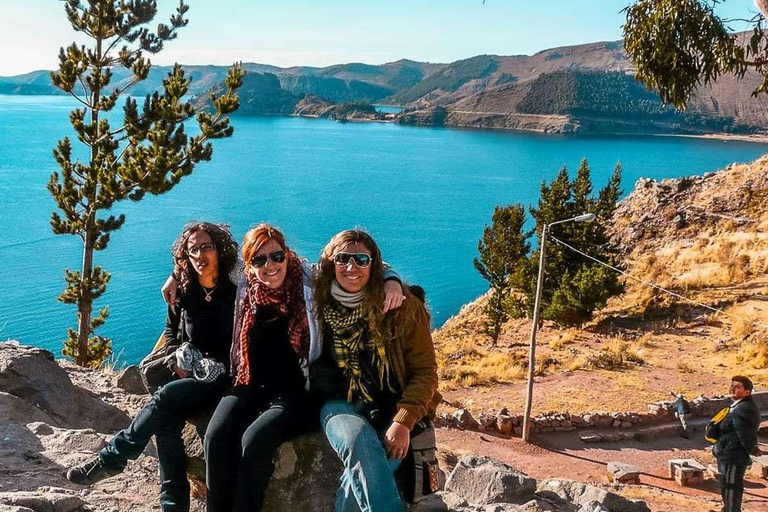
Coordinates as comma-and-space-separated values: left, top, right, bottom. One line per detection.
67, 221, 239, 512
312, 229, 440, 512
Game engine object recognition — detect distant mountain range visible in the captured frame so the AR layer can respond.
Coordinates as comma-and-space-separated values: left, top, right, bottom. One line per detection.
4, 39, 768, 136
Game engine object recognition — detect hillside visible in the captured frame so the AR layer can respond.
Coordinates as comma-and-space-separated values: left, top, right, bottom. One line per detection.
4, 37, 768, 135
434, 155, 768, 415
0, 60, 441, 103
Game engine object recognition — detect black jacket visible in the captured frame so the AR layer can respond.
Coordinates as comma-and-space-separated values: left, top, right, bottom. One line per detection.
713, 396, 761, 466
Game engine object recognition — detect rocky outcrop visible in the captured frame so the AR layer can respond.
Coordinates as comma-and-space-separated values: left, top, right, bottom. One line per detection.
415, 455, 649, 512
181, 412, 343, 508
293, 94, 380, 121
395, 106, 447, 126
537, 478, 650, 512
445, 456, 536, 504
112, 365, 145, 395
609, 157, 768, 255
0, 342, 130, 431
0, 488, 85, 512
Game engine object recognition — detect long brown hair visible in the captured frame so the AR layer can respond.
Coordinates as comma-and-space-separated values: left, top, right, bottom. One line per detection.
314, 229, 386, 341
171, 221, 239, 295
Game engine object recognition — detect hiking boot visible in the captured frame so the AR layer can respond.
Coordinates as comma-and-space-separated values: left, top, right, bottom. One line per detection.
66, 456, 123, 485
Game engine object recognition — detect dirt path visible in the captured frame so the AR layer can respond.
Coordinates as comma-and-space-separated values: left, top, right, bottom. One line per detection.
437, 423, 768, 512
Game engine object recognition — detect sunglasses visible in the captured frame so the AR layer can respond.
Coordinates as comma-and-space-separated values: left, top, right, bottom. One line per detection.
187, 242, 215, 258
333, 252, 372, 268
250, 250, 286, 268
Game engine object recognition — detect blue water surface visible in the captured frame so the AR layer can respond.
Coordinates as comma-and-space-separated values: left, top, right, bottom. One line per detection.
1, 95, 766, 363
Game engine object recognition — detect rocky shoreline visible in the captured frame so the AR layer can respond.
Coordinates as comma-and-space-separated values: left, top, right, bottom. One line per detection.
287, 105, 768, 143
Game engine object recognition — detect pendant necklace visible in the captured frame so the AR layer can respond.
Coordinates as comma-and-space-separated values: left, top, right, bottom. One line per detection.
203, 285, 216, 302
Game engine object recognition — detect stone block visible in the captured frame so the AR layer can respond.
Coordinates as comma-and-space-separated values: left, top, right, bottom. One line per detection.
751, 455, 768, 479
113, 365, 145, 395
606, 462, 641, 484
453, 409, 479, 431
496, 414, 514, 435
668, 459, 705, 488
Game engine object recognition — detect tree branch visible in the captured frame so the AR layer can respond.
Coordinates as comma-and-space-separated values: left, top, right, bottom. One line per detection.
67, 90, 91, 108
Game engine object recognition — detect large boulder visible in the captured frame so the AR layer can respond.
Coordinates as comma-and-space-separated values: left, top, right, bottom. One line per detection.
112, 365, 145, 395
181, 412, 344, 510
0, 342, 130, 432
445, 455, 536, 506
0, 488, 85, 512
0, 392, 58, 425
537, 479, 650, 512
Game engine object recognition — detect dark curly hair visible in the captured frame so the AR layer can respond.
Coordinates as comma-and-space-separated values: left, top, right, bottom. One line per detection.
171, 221, 239, 295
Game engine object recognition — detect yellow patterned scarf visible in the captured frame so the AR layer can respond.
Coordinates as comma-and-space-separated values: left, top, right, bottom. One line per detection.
324, 300, 394, 402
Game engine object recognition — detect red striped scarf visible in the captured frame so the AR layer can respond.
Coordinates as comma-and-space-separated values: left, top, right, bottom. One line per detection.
235, 256, 309, 387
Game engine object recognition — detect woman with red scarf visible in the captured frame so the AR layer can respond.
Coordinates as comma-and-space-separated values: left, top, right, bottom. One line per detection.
204, 224, 403, 511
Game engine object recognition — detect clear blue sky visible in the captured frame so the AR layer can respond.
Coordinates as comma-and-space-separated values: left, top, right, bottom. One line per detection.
0, 0, 756, 76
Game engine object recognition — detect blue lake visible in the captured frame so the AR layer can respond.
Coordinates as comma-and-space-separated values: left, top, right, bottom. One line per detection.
1, 94, 766, 364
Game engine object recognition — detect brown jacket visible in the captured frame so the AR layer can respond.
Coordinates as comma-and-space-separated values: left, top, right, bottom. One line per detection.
385, 289, 441, 430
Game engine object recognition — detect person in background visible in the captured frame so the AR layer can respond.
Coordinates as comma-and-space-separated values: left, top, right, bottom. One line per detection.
707, 376, 761, 512
66, 222, 239, 512
669, 391, 692, 438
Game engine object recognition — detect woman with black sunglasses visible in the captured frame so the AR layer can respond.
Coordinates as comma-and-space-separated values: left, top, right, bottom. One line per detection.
160, 224, 404, 511
311, 229, 440, 512
67, 222, 238, 512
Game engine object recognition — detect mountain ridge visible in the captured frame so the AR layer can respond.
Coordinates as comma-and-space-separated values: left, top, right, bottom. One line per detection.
4, 38, 768, 136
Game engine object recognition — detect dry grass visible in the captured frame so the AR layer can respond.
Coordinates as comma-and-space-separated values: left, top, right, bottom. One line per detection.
549, 329, 578, 350
435, 319, 528, 388
635, 332, 656, 348
98, 348, 127, 376
642, 228, 768, 290
728, 304, 761, 340
439, 349, 526, 388
579, 339, 645, 371
738, 333, 768, 369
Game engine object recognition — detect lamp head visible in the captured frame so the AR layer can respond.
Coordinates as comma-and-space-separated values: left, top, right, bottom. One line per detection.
574, 213, 596, 223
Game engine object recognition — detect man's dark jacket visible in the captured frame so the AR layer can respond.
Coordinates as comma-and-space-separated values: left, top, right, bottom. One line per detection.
712, 396, 761, 466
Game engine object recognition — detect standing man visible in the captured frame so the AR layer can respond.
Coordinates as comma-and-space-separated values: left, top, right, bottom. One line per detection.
708, 376, 760, 512
670, 392, 692, 438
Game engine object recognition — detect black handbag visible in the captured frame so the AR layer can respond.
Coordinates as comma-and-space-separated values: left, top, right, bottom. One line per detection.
139, 311, 185, 394
139, 334, 175, 394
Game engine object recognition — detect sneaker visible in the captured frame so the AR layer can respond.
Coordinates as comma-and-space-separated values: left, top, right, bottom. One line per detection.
66, 456, 123, 485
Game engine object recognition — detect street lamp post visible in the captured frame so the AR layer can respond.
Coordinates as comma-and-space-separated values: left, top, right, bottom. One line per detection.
521, 213, 596, 442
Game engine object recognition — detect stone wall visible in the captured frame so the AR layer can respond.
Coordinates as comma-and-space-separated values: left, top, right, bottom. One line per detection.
440, 392, 768, 437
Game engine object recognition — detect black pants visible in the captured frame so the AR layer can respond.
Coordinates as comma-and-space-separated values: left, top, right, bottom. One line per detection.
204, 386, 313, 512
99, 377, 227, 512
718, 459, 748, 512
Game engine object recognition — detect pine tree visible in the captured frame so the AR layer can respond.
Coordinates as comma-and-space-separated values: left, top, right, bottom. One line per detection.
524, 159, 624, 326
474, 204, 530, 345
49, 0, 244, 367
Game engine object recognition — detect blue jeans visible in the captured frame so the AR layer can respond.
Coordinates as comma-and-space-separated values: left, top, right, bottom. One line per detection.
100, 377, 226, 512
321, 399, 403, 512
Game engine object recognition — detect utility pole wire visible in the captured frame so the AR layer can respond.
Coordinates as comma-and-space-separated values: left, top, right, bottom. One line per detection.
548, 235, 768, 331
